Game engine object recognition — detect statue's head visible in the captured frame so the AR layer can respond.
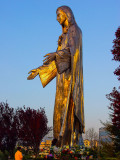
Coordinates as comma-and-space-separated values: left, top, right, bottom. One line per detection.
56, 6, 75, 27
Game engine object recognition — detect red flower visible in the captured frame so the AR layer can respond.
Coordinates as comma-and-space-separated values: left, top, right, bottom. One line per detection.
41, 149, 44, 152
62, 149, 66, 153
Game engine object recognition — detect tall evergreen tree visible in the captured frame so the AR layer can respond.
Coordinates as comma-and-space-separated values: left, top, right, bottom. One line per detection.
106, 27, 120, 153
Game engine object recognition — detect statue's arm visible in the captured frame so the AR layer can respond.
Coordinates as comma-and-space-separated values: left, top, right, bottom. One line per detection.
55, 47, 71, 74
27, 46, 71, 80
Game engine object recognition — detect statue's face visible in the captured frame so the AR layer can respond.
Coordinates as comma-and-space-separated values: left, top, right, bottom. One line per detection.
57, 10, 67, 25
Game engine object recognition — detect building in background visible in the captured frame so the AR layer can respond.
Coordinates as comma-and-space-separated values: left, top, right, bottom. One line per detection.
83, 139, 98, 148
40, 135, 53, 149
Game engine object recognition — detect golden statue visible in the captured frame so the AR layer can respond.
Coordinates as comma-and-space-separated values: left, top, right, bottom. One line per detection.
27, 6, 85, 146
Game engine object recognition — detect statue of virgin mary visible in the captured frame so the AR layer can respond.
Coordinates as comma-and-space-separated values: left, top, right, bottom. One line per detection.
27, 6, 85, 146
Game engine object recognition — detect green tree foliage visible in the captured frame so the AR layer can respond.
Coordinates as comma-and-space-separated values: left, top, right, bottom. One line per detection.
99, 141, 115, 158
106, 88, 120, 152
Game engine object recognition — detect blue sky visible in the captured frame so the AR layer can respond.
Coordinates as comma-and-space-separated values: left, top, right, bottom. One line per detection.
0, 0, 120, 133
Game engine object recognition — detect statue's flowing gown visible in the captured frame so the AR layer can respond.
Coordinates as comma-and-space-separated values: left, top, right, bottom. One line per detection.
53, 6, 85, 146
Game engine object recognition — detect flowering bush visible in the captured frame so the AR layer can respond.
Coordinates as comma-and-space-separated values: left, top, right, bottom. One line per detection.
38, 145, 98, 159
51, 145, 84, 160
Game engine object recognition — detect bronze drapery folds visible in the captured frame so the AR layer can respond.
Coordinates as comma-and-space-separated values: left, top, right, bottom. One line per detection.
27, 6, 85, 146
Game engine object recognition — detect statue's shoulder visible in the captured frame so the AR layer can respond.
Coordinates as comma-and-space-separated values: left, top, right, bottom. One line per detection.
68, 24, 82, 36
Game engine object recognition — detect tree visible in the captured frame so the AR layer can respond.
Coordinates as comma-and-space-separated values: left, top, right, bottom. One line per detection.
16, 106, 51, 156
0, 102, 18, 156
0, 102, 51, 158
106, 90, 120, 152
85, 128, 98, 148
110, 27, 120, 132
111, 27, 120, 80
99, 141, 115, 158
105, 27, 120, 153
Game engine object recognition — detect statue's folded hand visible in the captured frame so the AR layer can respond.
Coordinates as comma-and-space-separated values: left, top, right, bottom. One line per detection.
27, 69, 39, 80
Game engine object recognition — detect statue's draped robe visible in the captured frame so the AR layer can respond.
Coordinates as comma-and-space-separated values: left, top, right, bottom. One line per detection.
53, 22, 84, 146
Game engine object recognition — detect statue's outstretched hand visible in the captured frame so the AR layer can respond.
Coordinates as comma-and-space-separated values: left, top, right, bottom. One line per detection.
43, 52, 56, 64
27, 69, 39, 80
